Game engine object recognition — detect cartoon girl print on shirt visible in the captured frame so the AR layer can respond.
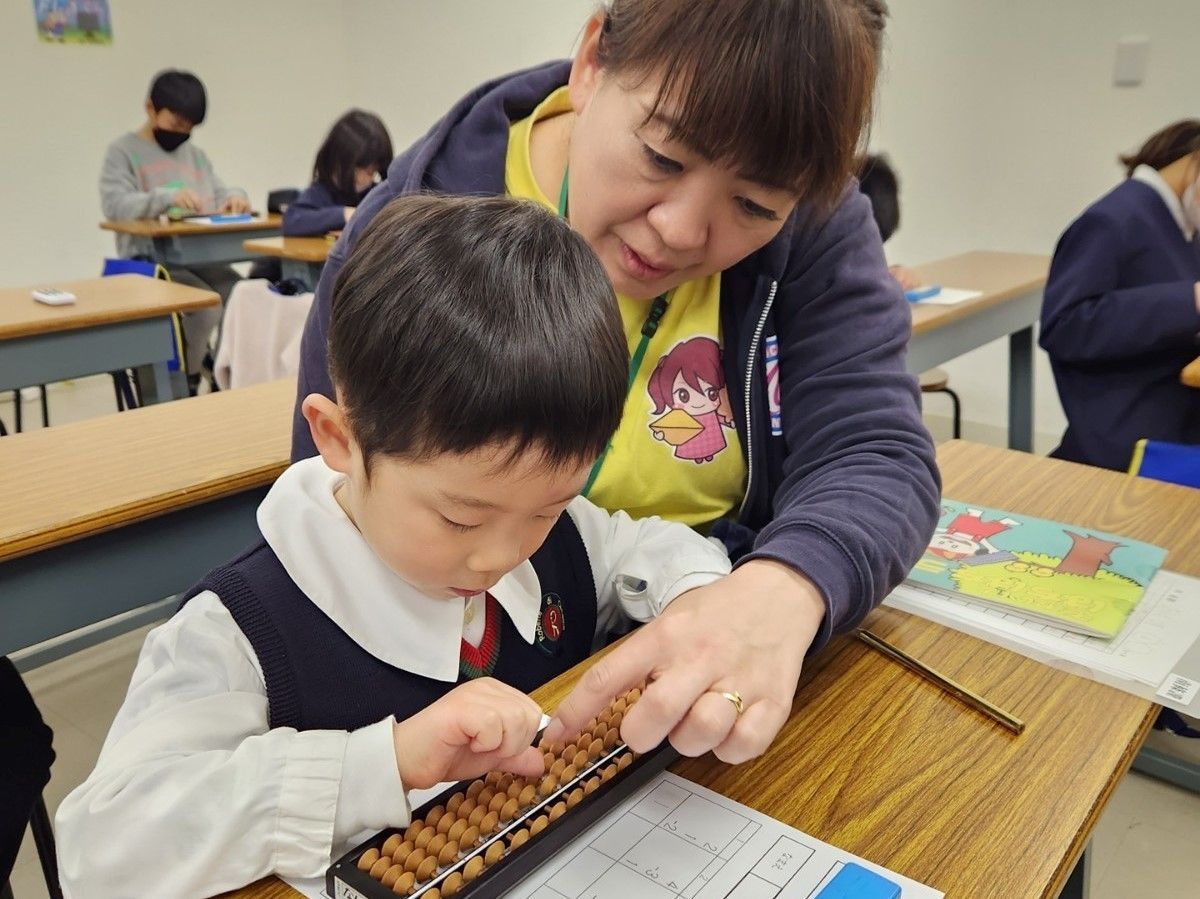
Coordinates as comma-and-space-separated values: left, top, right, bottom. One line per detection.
647, 337, 734, 463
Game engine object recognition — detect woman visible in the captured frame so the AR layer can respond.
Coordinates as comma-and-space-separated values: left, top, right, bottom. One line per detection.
282, 109, 393, 236
1041, 120, 1200, 471
293, 0, 939, 762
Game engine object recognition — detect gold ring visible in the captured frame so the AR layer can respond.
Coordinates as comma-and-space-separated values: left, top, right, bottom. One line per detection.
720, 690, 745, 715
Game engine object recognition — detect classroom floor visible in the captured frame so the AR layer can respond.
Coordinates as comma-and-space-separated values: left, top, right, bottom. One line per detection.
7, 376, 1200, 898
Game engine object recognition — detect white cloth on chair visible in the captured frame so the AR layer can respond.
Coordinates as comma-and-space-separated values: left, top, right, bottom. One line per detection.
214, 279, 314, 390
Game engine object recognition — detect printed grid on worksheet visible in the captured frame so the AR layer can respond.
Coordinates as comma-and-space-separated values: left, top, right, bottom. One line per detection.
523, 778, 837, 899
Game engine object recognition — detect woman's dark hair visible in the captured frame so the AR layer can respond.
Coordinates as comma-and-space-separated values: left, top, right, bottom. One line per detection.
1120, 119, 1200, 178
329, 194, 628, 473
148, 70, 206, 126
314, 110, 394, 206
596, 0, 888, 213
857, 153, 899, 241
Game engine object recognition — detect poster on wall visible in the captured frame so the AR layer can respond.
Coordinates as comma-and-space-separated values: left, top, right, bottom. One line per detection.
33, 0, 113, 44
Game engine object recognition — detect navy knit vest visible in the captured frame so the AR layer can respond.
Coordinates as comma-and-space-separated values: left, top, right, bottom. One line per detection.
180, 515, 597, 732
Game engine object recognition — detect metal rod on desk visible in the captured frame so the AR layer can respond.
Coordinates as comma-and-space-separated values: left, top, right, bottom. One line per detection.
858, 629, 1025, 735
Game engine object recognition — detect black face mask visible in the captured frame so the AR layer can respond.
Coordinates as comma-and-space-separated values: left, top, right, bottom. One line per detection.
152, 128, 190, 152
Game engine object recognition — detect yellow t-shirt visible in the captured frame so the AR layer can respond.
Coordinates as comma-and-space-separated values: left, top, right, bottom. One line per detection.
505, 88, 746, 528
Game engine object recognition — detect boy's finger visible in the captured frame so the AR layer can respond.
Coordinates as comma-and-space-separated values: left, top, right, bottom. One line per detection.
543, 629, 657, 744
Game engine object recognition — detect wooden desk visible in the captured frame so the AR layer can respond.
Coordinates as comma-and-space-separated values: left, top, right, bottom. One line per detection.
100, 214, 283, 267
1182, 355, 1200, 388
908, 251, 1050, 452
228, 441, 1192, 899
242, 235, 331, 289
0, 379, 293, 663
0, 275, 218, 402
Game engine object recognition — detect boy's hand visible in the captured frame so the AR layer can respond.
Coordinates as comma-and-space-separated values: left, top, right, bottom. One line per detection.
172, 188, 202, 212
889, 264, 922, 292
220, 195, 251, 214
392, 678, 545, 790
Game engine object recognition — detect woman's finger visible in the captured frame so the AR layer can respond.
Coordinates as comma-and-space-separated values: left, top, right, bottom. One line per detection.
666, 690, 739, 757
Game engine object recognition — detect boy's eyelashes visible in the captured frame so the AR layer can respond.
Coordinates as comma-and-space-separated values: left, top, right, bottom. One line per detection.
439, 512, 562, 533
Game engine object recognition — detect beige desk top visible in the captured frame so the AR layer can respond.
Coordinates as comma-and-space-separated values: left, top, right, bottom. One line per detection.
0, 275, 218, 341
242, 235, 332, 263
99, 213, 283, 238
224, 442, 1192, 899
0, 379, 294, 564
911, 251, 1050, 336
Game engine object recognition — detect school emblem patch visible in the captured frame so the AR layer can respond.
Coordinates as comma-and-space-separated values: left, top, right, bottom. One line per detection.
535, 593, 566, 657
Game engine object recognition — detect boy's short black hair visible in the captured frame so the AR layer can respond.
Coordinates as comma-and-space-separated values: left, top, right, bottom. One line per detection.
328, 194, 628, 473
314, 109, 394, 206
148, 70, 206, 126
857, 153, 900, 242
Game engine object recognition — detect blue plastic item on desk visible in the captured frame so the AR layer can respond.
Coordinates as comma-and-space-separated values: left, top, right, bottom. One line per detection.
904, 284, 942, 302
816, 863, 902, 899
206, 213, 254, 223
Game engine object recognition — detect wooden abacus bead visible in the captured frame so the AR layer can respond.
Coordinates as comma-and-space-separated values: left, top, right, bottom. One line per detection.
463, 855, 485, 882
391, 870, 415, 895
599, 708, 613, 725
438, 840, 459, 867
506, 779, 525, 800
549, 758, 566, 778
457, 797, 477, 818
612, 697, 628, 714
584, 775, 601, 795
459, 824, 481, 850
382, 834, 404, 857
549, 801, 567, 822
588, 738, 605, 761
442, 871, 465, 897
561, 763, 578, 782
519, 783, 537, 806
485, 771, 502, 786
488, 792, 507, 814
617, 752, 633, 771
510, 828, 530, 850
485, 840, 505, 864
500, 796, 520, 822
426, 833, 447, 858
468, 805, 487, 828
530, 814, 549, 836
404, 821, 424, 842
574, 734, 591, 754
424, 890, 442, 899
626, 687, 642, 704
567, 787, 585, 808
601, 764, 617, 782
403, 847, 427, 874
496, 773, 514, 792
381, 865, 404, 889
392, 842, 415, 866
446, 792, 466, 814
538, 774, 558, 797
479, 810, 500, 835
358, 848, 381, 871
610, 710, 623, 731
414, 826, 435, 851
466, 779, 485, 799
447, 819, 467, 845
604, 726, 620, 749
370, 856, 392, 879
571, 749, 589, 769
425, 805, 446, 826
415, 854, 438, 882
436, 811, 457, 834
542, 751, 555, 771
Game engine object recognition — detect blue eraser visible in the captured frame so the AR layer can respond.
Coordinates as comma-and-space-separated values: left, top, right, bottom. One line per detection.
208, 213, 253, 223
816, 862, 902, 899
904, 284, 941, 302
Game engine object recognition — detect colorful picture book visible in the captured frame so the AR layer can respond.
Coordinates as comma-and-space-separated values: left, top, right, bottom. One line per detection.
906, 499, 1168, 638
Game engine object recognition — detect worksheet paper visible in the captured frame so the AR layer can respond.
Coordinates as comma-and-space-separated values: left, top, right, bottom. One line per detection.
886, 569, 1200, 713
286, 773, 941, 899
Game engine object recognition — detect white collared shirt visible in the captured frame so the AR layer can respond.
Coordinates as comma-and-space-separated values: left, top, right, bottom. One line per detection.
1132, 164, 1195, 241
56, 457, 731, 898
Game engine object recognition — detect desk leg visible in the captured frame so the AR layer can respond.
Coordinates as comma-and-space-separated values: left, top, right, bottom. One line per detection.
1059, 844, 1091, 899
1008, 325, 1034, 451
135, 361, 180, 404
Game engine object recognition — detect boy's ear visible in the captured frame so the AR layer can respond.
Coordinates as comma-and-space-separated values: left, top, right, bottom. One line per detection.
144, 98, 156, 120
301, 393, 354, 474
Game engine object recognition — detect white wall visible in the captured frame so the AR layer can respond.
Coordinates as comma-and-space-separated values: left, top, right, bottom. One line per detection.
2, 0, 1195, 445
875, 0, 1198, 442
0, 0, 351, 285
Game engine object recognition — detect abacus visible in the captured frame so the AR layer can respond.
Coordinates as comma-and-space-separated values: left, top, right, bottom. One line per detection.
327, 687, 676, 898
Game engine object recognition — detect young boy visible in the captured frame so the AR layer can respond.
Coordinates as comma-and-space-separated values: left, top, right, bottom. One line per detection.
56, 195, 731, 896
100, 69, 251, 391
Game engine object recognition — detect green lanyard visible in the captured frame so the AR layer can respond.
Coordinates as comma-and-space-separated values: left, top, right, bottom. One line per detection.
558, 169, 670, 496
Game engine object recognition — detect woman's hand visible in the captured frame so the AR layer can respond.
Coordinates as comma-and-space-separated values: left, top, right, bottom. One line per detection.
392, 678, 545, 790
889, 264, 922, 292
543, 559, 825, 763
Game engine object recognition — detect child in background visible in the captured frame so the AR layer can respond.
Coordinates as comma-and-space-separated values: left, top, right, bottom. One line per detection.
858, 153, 922, 291
100, 69, 250, 392
56, 194, 731, 897
283, 109, 393, 236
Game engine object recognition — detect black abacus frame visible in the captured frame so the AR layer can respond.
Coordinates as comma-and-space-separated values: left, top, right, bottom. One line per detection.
328, 740, 678, 899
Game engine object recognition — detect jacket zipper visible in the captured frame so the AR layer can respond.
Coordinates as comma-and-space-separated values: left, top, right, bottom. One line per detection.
738, 279, 779, 521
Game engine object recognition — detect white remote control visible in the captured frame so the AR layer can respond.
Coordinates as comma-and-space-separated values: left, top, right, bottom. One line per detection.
32, 288, 77, 306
